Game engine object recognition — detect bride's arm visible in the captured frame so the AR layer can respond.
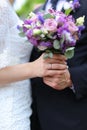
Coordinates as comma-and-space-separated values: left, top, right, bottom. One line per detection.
0, 54, 67, 85
0, 62, 40, 85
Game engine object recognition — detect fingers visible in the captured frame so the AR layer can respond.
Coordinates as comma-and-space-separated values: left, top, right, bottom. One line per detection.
43, 78, 65, 90
44, 76, 66, 82
51, 64, 67, 70
44, 77, 60, 84
45, 63, 68, 70
45, 70, 66, 76
44, 55, 67, 65
44, 62, 68, 77
52, 54, 67, 60
43, 77, 67, 90
43, 69, 72, 90
43, 79, 56, 88
45, 59, 67, 64
39, 54, 68, 78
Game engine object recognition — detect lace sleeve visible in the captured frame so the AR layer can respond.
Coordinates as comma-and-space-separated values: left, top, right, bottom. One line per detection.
0, 0, 19, 28
0, 0, 21, 69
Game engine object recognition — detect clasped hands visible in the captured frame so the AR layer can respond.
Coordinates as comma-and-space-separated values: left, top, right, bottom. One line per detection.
37, 54, 72, 90
44, 54, 72, 90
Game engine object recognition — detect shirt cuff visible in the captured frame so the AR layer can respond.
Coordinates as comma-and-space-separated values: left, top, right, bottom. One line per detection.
70, 85, 75, 93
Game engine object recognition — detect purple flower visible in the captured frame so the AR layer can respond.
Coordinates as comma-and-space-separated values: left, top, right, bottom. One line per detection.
29, 38, 38, 46
26, 29, 33, 38
23, 26, 28, 33
57, 16, 66, 26
40, 41, 52, 47
38, 41, 52, 51
69, 40, 76, 46
78, 25, 85, 32
17, 25, 21, 30
78, 25, 85, 37
24, 20, 32, 24
67, 15, 75, 22
60, 38, 76, 53
57, 25, 69, 38
60, 30, 76, 46
66, 37, 76, 47
38, 15, 44, 24
73, 0, 80, 9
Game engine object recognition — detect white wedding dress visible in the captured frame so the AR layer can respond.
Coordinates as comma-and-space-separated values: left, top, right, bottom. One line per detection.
0, 0, 33, 130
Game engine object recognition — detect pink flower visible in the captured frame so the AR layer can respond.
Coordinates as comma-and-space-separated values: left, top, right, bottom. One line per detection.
67, 21, 79, 40
44, 19, 58, 32
68, 21, 78, 34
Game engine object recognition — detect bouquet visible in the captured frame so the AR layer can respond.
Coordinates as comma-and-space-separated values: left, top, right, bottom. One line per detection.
18, 0, 85, 59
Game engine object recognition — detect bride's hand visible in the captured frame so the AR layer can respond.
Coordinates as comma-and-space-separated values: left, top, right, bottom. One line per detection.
33, 54, 67, 77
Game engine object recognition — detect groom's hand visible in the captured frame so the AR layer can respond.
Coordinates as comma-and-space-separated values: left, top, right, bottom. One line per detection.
43, 68, 72, 90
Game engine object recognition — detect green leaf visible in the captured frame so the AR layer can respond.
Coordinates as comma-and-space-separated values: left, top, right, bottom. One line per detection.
48, 52, 53, 58
65, 8, 72, 15
53, 40, 60, 50
19, 32, 25, 37
43, 52, 53, 59
43, 53, 49, 59
43, 13, 54, 19
65, 47, 75, 59
47, 34, 54, 39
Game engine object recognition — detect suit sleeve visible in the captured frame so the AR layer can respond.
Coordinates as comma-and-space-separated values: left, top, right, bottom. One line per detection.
69, 64, 87, 99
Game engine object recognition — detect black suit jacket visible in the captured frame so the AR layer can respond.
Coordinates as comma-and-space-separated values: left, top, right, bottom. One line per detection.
30, 0, 87, 130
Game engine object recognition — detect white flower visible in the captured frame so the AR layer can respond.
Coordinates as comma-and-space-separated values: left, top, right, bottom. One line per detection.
33, 29, 42, 35
63, 2, 72, 10
76, 16, 85, 26
38, 46, 47, 51
62, 31, 74, 42
40, 34, 45, 38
